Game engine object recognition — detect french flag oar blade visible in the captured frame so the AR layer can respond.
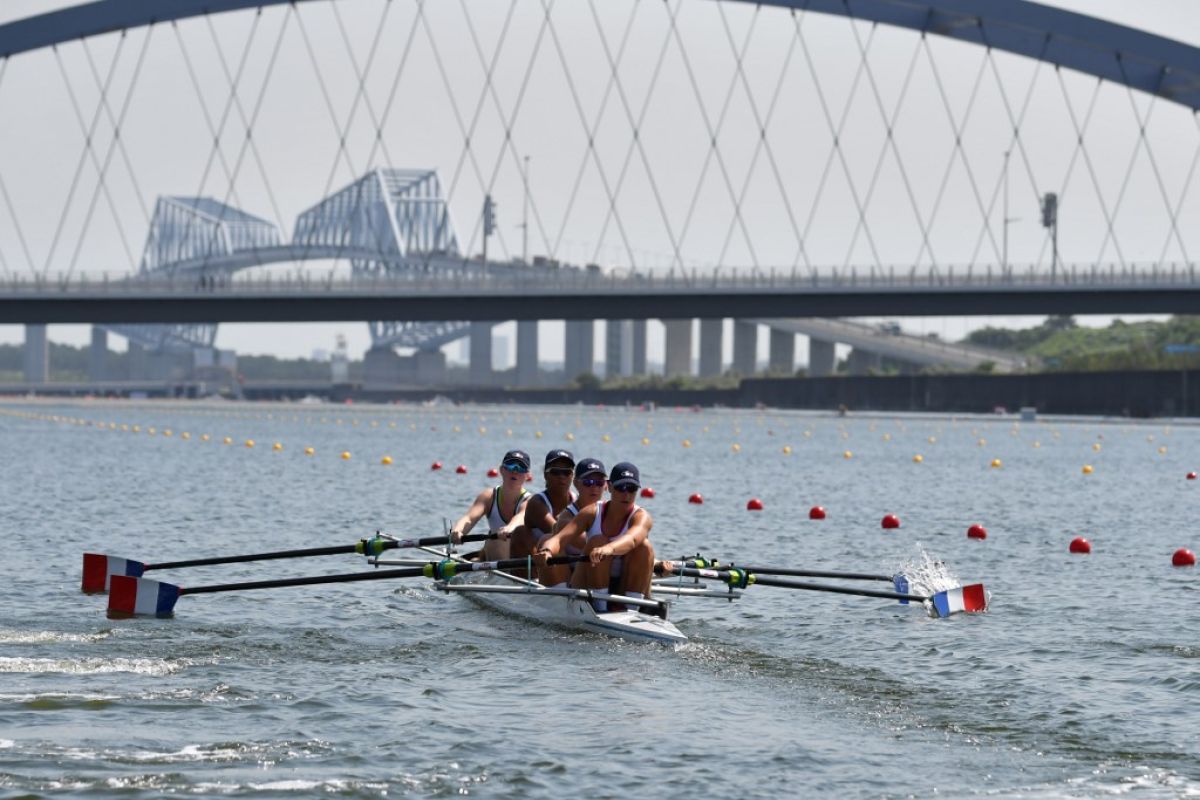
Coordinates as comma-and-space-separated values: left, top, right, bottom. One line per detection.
82, 553, 146, 594
929, 583, 988, 618
892, 574, 911, 605
107, 576, 181, 619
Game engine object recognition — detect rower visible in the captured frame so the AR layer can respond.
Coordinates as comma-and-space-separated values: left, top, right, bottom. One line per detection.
450, 449, 532, 560
508, 449, 577, 573
554, 462, 654, 611
532, 456, 606, 586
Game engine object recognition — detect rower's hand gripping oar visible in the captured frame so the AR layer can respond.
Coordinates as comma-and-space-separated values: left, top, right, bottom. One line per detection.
658, 562, 987, 619
105, 555, 586, 619
82, 533, 495, 594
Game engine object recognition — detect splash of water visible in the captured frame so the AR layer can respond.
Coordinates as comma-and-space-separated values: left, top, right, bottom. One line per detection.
895, 545, 961, 597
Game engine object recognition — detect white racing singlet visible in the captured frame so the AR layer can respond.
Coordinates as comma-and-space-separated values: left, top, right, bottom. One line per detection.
585, 500, 642, 577
486, 485, 529, 533
528, 490, 577, 545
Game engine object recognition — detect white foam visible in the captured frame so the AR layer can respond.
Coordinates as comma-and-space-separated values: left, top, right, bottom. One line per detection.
896, 545, 961, 596
0, 656, 186, 676
0, 629, 110, 644
0, 739, 14, 749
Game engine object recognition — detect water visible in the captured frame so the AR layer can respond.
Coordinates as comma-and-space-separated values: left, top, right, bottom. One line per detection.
1, 398, 1197, 798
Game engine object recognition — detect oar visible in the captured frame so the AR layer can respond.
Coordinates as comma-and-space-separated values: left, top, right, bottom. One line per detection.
657, 562, 987, 619
668, 557, 894, 583
106, 555, 586, 618
82, 533, 494, 594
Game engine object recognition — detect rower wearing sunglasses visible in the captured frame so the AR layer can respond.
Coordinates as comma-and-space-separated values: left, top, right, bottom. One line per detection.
509, 449, 578, 573
543, 461, 654, 610
450, 449, 532, 560
530, 457, 607, 587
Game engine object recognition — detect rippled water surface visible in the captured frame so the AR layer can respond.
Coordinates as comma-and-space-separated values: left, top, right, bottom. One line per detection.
1, 398, 1197, 798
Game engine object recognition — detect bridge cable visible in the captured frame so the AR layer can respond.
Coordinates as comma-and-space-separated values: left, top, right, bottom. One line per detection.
64, 30, 157, 281
1156, 113, 1200, 266
0, 56, 37, 277
41, 33, 128, 279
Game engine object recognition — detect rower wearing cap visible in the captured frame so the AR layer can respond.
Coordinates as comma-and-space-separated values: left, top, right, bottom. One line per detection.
531, 456, 606, 587
450, 449, 532, 560
509, 449, 577, 572
550, 461, 654, 610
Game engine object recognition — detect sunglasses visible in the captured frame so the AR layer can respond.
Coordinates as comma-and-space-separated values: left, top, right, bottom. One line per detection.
502, 462, 529, 473
546, 467, 574, 477
578, 477, 606, 487
611, 483, 639, 493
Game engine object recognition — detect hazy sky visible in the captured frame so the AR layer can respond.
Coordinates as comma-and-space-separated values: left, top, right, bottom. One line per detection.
0, 0, 1197, 366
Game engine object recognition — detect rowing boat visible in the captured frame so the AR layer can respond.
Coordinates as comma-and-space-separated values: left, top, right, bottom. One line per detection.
438, 568, 689, 645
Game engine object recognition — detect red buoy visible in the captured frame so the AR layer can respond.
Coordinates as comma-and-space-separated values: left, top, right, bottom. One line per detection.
639, 487, 656, 498
1069, 536, 1091, 554
881, 514, 901, 530
526, 473, 534, 482
455, 465, 468, 474
746, 498, 764, 511
808, 505, 826, 520
688, 493, 704, 505
1188, 472, 1198, 480
487, 468, 499, 478
1172, 548, 1196, 567
431, 461, 443, 471
967, 524, 987, 540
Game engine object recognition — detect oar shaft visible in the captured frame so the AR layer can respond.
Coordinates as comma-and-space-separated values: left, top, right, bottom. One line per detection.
748, 574, 926, 603
146, 533, 492, 571
180, 567, 428, 595
728, 566, 893, 582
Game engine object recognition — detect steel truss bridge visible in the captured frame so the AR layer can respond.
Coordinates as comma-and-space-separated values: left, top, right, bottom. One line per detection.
0, 0, 1198, 382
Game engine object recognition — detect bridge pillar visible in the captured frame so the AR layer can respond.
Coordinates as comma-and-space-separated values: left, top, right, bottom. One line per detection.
516, 320, 539, 387
89, 326, 109, 382
605, 320, 633, 379
564, 320, 594, 381
127, 342, 147, 381
632, 319, 647, 376
847, 348, 882, 376
732, 321, 757, 376
415, 350, 447, 385
469, 322, 494, 386
23, 324, 48, 384
808, 337, 836, 377
664, 319, 693, 377
768, 328, 796, 374
698, 319, 723, 377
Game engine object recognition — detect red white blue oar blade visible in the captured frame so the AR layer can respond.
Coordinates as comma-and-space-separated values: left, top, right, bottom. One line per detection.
82, 553, 146, 594
107, 576, 181, 619
930, 583, 988, 618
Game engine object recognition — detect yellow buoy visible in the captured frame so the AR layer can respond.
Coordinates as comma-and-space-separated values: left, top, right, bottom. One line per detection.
843, 450, 853, 459
147, 427, 156, 435
381, 455, 393, 465
913, 454, 923, 463
565, 433, 575, 441
304, 446, 315, 456
535, 431, 544, 439
163, 429, 172, 437
506, 429, 514, 437
341, 451, 352, 460
453, 425, 461, 433
928, 436, 936, 443
731, 443, 741, 453
245, 439, 255, 448
682, 439, 691, 448
641, 437, 651, 445
478, 427, 487, 434
602, 434, 611, 442
222, 437, 233, 445
200, 434, 210, 442
990, 458, 1002, 468
181, 432, 191, 440
1092, 443, 1101, 452
882, 433, 891, 442
977, 438, 987, 447
272, 442, 283, 451
1082, 464, 1094, 474
1158, 445, 1168, 454
1033, 441, 1041, 448
782, 445, 792, 455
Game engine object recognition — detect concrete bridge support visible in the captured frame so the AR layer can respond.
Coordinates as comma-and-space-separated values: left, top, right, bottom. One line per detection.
23, 324, 48, 383
516, 320, 539, 387
469, 322, 494, 386
769, 328, 796, 374
606, 320, 634, 379
732, 321, 757, 376
847, 348, 882, 375
808, 337, 836, 377
664, 319, 693, 377
564, 320, 594, 381
89, 326, 109, 382
631, 319, 647, 376
699, 319, 723, 377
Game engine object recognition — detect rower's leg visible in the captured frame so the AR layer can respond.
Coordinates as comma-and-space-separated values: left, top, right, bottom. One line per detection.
482, 537, 511, 561
538, 562, 571, 587
618, 540, 655, 600
507, 527, 534, 578
571, 537, 610, 593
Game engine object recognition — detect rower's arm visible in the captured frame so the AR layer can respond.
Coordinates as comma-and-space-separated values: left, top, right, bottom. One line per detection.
494, 493, 531, 538
524, 495, 557, 536
538, 509, 582, 556
606, 510, 653, 557
451, 488, 492, 543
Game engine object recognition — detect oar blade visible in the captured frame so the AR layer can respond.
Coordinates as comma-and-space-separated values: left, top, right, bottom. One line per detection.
82, 553, 146, 594
107, 576, 181, 619
892, 574, 911, 605
930, 583, 988, 618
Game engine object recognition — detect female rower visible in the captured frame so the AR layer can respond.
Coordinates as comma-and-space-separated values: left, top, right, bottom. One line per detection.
544, 461, 654, 610
450, 449, 532, 560
508, 449, 577, 575
531, 457, 607, 586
